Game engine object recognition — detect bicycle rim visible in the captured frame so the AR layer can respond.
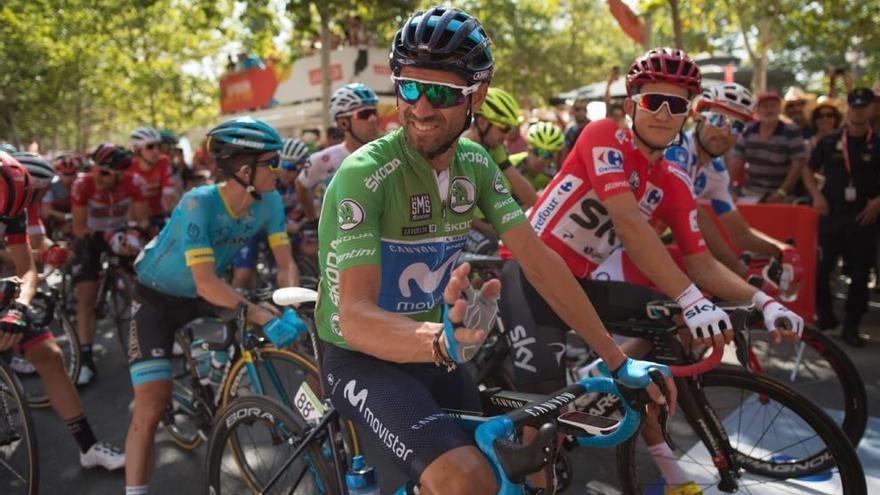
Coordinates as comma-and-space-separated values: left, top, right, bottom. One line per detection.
745, 325, 867, 446
617, 367, 866, 495
109, 274, 134, 357
0, 360, 39, 495
163, 360, 208, 450
207, 395, 338, 495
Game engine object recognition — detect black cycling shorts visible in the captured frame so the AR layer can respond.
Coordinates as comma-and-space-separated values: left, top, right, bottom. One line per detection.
71, 233, 110, 284
128, 282, 218, 386
322, 344, 482, 483
499, 261, 664, 394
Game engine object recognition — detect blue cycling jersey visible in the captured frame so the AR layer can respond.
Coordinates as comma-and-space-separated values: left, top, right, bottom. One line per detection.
135, 184, 289, 297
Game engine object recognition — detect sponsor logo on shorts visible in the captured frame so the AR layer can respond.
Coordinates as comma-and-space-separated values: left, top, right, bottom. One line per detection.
343, 380, 413, 461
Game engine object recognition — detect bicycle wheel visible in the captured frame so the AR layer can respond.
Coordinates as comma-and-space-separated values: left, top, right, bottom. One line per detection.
206, 395, 339, 495
163, 349, 213, 451
617, 366, 866, 494
744, 324, 867, 446
18, 303, 81, 409
221, 348, 361, 481
107, 272, 134, 357
0, 357, 39, 495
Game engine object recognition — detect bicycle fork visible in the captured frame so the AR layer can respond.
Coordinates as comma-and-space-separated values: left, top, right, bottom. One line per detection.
676, 376, 741, 492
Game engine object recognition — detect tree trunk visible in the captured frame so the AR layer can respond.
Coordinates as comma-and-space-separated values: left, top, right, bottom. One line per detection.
643, 10, 653, 49
318, 4, 332, 133
668, 0, 683, 49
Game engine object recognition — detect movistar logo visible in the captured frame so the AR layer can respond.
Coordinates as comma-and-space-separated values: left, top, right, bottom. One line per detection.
343, 380, 368, 412
398, 254, 458, 298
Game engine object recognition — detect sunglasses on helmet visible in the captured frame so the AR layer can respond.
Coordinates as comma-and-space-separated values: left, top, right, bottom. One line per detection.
701, 111, 746, 134
632, 92, 692, 116
391, 76, 481, 109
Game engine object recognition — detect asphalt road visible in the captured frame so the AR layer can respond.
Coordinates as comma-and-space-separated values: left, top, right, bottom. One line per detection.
24, 299, 880, 495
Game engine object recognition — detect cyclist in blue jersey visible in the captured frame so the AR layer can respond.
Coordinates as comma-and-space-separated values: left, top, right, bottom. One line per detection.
231, 137, 310, 288
122, 117, 301, 495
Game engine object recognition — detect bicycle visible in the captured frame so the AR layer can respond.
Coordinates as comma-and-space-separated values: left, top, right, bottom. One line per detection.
160, 290, 352, 455
93, 252, 136, 357
464, 253, 868, 451
606, 301, 866, 494
0, 349, 39, 495
11, 288, 81, 409
205, 287, 667, 494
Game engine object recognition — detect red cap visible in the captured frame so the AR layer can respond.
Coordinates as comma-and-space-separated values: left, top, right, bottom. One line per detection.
757, 91, 781, 105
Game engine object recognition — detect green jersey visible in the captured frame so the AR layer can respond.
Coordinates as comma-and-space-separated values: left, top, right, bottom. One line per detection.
316, 129, 527, 348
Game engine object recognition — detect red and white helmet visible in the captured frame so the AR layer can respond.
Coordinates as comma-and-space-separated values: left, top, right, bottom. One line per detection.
0, 151, 35, 219
626, 47, 702, 97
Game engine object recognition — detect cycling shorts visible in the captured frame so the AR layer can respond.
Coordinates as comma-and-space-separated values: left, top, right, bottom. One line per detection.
499, 261, 664, 394
322, 344, 481, 483
127, 282, 218, 386
16, 322, 54, 354
71, 232, 135, 284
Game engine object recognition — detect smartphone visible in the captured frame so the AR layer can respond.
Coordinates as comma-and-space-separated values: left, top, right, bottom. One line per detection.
558, 411, 618, 435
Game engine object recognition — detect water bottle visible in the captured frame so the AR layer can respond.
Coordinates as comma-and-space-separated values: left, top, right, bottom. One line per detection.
190, 339, 212, 386
345, 455, 380, 495
208, 350, 230, 390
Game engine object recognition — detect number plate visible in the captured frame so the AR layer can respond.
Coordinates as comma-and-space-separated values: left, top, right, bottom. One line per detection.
294, 381, 325, 425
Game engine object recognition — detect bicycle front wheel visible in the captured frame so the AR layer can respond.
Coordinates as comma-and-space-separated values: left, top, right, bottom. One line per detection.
108, 272, 134, 357
18, 307, 81, 409
0, 357, 39, 495
206, 395, 339, 495
745, 324, 867, 446
617, 366, 866, 495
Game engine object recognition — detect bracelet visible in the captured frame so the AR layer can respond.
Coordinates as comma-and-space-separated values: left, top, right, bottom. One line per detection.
498, 159, 511, 171
776, 187, 787, 196
432, 328, 456, 372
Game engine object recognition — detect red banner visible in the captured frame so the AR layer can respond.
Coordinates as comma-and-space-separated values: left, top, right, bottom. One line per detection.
308, 64, 343, 86
703, 204, 817, 323
219, 64, 279, 114
607, 0, 645, 46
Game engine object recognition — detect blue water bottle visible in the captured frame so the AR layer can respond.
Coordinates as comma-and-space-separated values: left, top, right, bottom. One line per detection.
345, 455, 380, 494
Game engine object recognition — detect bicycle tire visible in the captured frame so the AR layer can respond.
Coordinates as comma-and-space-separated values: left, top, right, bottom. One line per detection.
0, 357, 39, 495
616, 366, 866, 494
206, 395, 339, 495
747, 324, 867, 446
108, 272, 134, 358
163, 333, 213, 451
19, 303, 81, 409
221, 347, 360, 489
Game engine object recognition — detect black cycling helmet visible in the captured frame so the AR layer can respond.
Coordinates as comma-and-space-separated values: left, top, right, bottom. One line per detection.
11, 152, 55, 189
159, 129, 179, 146
390, 6, 494, 86
91, 143, 133, 171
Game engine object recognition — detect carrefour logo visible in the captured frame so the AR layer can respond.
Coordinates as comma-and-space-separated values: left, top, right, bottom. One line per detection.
592, 147, 624, 175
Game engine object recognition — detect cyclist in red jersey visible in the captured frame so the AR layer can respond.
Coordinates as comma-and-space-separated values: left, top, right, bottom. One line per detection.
127, 127, 179, 228
500, 48, 803, 495
72, 144, 148, 385
0, 151, 125, 470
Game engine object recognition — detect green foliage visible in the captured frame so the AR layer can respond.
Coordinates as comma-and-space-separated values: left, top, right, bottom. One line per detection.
0, 0, 230, 150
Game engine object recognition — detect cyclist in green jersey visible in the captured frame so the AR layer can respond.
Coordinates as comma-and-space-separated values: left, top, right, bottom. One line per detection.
315, 7, 675, 494
510, 121, 564, 193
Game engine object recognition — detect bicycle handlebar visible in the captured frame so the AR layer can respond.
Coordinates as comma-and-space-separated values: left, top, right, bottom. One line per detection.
475, 375, 644, 492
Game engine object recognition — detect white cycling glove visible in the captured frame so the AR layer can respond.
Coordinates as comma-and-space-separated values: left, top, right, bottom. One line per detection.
753, 291, 803, 338
677, 284, 731, 340
443, 283, 498, 363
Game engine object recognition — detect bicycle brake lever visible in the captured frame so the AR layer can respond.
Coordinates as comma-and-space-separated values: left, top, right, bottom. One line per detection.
648, 370, 677, 452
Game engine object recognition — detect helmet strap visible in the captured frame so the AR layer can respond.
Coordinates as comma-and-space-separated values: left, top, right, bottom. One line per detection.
694, 121, 724, 159
343, 116, 369, 146
229, 157, 262, 201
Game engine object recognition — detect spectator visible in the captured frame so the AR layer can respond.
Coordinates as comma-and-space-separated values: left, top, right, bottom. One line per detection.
345, 15, 372, 78
324, 127, 345, 148
563, 97, 589, 154
807, 98, 843, 152
802, 88, 879, 347
728, 91, 808, 203
607, 102, 626, 128
783, 87, 814, 138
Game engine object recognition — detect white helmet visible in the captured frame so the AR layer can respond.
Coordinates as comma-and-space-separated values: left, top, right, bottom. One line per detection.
280, 138, 310, 164
130, 127, 161, 148
329, 83, 378, 121
698, 84, 754, 120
